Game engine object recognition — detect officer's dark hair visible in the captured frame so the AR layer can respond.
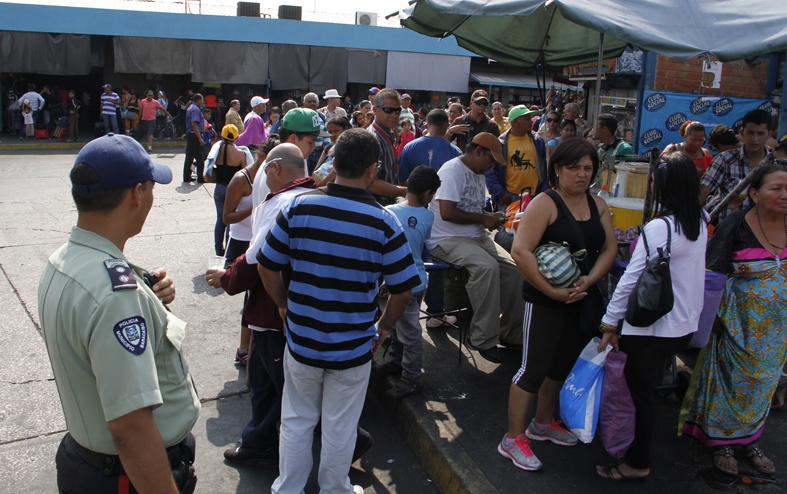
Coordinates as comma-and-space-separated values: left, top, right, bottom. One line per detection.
426, 109, 449, 127
333, 128, 380, 179
192, 93, 203, 103
597, 113, 618, 134
407, 165, 441, 196
70, 164, 130, 212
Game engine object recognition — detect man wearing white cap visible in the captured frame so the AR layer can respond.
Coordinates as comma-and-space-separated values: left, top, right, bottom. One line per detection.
320, 89, 347, 120
236, 96, 269, 151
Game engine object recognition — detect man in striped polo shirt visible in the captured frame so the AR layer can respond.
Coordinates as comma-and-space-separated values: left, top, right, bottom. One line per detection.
258, 128, 419, 494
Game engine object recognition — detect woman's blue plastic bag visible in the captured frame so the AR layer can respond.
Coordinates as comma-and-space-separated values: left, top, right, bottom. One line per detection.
559, 338, 611, 443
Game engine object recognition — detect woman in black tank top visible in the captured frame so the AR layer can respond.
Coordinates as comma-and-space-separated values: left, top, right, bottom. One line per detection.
211, 125, 248, 256
497, 138, 617, 471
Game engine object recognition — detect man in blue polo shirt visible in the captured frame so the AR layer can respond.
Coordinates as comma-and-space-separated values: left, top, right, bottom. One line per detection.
258, 128, 419, 494
183, 93, 206, 184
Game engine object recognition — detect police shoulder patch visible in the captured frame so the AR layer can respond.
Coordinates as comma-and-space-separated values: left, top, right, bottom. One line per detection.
114, 316, 148, 355
104, 259, 137, 291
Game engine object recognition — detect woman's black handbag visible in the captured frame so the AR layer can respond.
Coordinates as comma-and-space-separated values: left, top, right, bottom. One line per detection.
625, 217, 674, 327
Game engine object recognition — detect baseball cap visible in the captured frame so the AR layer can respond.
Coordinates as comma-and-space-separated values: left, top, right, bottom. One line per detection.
282, 108, 321, 135
401, 93, 412, 100
250, 96, 269, 107
471, 132, 505, 164
368, 87, 380, 95
221, 124, 239, 141
471, 90, 489, 104
71, 134, 172, 192
776, 133, 787, 151
508, 105, 538, 122
102, 84, 112, 89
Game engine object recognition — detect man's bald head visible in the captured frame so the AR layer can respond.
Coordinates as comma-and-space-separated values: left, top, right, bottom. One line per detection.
266, 143, 305, 171
265, 143, 306, 192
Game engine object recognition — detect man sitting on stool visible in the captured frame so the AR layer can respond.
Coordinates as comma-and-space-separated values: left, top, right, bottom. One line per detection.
427, 133, 524, 364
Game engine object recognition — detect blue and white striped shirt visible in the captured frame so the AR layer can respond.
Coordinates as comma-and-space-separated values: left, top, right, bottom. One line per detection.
258, 183, 420, 369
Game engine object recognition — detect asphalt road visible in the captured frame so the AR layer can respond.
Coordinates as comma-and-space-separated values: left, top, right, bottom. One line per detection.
0, 149, 435, 494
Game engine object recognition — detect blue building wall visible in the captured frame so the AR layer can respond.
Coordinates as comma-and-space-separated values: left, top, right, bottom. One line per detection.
0, 2, 474, 56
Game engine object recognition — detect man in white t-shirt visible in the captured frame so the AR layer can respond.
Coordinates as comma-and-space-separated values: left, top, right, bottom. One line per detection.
427, 133, 524, 364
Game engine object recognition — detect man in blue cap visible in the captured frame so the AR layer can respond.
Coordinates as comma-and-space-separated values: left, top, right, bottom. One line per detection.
38, 133, 201, 494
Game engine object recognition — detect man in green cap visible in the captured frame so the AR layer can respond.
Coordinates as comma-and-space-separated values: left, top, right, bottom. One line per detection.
39, 133, 200, 493
485, 105, 547, 210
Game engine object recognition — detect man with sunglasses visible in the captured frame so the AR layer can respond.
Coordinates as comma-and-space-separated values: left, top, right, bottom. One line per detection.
450, 90, 500, 153
368, 88, 407, 205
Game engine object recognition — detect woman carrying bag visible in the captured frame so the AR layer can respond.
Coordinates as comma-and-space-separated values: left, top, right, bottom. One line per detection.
500, 137, 617, 471
596, 153, 707, 481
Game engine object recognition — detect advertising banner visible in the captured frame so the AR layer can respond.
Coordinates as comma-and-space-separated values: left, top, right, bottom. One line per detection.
638, 91, 772, 154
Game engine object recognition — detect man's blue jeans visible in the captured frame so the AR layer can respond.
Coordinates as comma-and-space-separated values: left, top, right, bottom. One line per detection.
102, 113, 119, 134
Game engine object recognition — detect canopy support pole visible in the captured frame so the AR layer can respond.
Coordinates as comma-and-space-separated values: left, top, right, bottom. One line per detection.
591, 32, 604, 129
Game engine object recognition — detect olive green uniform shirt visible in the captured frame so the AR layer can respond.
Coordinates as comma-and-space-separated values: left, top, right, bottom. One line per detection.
38, 227, 200, 454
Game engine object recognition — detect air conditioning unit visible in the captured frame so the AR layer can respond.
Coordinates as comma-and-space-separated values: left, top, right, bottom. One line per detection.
278, 5, 302, 20
237, 2, 260, 17
355, 11, 377, 26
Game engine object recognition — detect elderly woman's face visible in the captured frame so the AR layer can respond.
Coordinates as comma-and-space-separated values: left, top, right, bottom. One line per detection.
751, 170, 787, 215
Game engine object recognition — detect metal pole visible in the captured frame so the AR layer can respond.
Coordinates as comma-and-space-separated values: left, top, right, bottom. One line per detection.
591, 33, 604, 128
710, 153, 777, 222
641, 147, 660, 224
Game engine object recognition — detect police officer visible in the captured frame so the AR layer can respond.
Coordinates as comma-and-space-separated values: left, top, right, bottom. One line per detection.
38, 133, 200, 493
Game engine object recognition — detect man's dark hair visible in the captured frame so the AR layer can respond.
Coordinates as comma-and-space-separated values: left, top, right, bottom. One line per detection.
70, 164, 130, 212
278, 127, 314, 142
426, 109, 449, 127
597, 113, 617, 134
327, 116, 352, 131
741, 109, 773, 131
260, 134, 281, 156
560, 119, 577, 132
548, 137, 599, 188
418, 107, 429, 117
406, 165, 441, 195
333, 128, 380, 179
192, 93, 203, 102
465, 140, 488, 156
707, 125, 738, 150
28, 83, 36, 91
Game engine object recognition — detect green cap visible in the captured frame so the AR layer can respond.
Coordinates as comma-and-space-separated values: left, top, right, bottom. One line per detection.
282, 108, 321, 135
508, 105, 538, 122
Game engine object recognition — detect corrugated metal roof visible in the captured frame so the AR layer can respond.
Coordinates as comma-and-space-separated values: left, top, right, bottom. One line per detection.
2, 0, 401, 27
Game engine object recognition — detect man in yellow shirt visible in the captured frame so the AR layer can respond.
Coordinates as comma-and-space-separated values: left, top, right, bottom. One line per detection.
485, 105, 547, 210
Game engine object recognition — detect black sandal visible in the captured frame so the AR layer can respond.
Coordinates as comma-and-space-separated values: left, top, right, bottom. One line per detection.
712, 446, 738, 475
597, 462, 648, 481
744, 446, 775, 474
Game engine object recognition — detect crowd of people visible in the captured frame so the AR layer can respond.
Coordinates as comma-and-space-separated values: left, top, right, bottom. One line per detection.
37, 80, 787, 493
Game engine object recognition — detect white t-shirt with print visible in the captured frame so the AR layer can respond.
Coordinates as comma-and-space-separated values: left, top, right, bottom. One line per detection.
426, 156, 486, 250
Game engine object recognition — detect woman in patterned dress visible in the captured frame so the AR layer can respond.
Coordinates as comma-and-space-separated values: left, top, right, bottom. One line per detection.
681, 162, 787, 475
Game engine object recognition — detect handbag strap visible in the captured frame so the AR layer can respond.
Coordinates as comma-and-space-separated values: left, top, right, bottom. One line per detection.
640, 216, 672, 261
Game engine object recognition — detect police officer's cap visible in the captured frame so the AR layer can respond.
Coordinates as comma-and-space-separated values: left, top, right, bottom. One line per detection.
71, 133, 173, 193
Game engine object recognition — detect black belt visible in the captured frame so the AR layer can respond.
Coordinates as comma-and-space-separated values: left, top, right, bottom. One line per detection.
67, 433, 195, 477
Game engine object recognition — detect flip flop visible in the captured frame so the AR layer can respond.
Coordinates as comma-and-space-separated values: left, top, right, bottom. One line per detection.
596, 462, 648, 481
744, 446, 776, 474
712, 446, 738, 476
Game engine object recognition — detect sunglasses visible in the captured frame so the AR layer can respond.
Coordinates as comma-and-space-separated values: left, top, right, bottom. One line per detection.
474, 100, 489, 106
377, 106, 402, 115
546, 118, 560, 123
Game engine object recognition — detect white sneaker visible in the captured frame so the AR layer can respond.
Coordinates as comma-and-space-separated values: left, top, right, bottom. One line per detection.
352, 486, 364, 494
426, 315, 458, 328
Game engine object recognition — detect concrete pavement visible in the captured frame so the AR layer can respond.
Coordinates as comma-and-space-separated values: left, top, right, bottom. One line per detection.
0, 149, 434, 494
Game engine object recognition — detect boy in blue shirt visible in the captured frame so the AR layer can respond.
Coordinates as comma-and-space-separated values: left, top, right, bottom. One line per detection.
383, 165, 442, 399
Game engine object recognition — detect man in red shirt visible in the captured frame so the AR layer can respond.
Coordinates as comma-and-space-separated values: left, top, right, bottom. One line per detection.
139, 90, 172, 152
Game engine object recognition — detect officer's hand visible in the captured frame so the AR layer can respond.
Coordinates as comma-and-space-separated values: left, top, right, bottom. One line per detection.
151, 268, 176, 304
205, 269, 225, 289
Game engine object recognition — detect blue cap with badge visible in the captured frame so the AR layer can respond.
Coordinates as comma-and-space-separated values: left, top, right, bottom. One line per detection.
71, 133, 173, 192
